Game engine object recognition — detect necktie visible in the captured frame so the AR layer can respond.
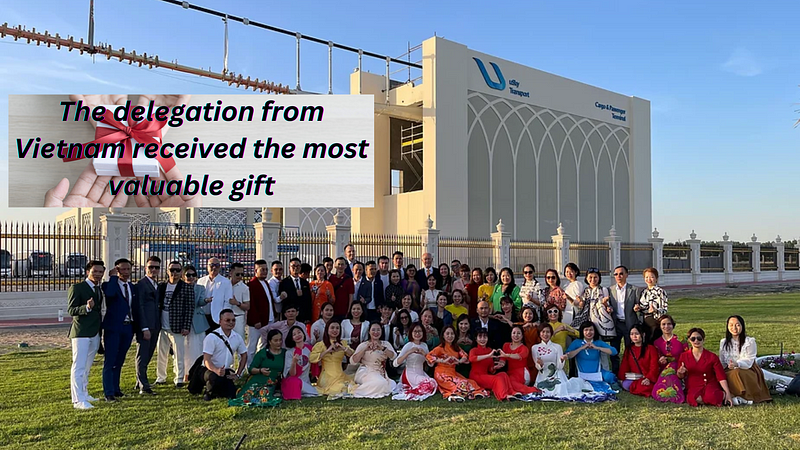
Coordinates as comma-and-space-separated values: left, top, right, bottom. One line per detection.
295, 278, 301, 291
123, 282, 131, 321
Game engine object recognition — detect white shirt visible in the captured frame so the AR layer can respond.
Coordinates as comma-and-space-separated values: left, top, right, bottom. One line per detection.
310, 319, 327, 345
379, 273, 390, 296
615, 284, 628, 321
363, 277, 377, 310
478, 317, 490, 330
161, 282, 177, 331
719, 336, 758, 370
230, 280, 250, 316
268, 276, 282, 313
202, 329, 247, 369
198, 274, 234, 324
422, 266, 434, 278
258, 279, 275, 323
85, 278, 98, 312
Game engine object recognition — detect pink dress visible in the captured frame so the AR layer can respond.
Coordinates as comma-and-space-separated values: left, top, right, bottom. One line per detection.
281, 344, 318, 400
651, 335, 686, 403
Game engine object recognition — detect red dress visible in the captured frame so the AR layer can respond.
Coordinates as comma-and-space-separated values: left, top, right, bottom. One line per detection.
677, 349, 727, 407
502, 343, 540, 395
469, 346, 513, 400
618, 345, 660, 397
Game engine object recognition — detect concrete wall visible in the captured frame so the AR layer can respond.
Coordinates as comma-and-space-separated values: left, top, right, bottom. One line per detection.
0, 291, 68, 320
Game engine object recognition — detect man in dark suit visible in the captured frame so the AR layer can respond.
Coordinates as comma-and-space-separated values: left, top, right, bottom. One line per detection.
247, 259, 277, 357
357, 260, 385, 323
607, 265, 642, 374
471, 300, 504, 349
133, 256, 161, 395
68, 260, 106, 410
415, 252, 443, 290
344, 244, 356, 277
278, 258, 312, 324
101, 258, 138, 402
155, 260, 196, 387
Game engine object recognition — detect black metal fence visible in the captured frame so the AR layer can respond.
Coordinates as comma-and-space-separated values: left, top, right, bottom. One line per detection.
663, 245, 691, 273
350, 233, 422, 268
568, 242, 610, 275
277, 231, 330, 270
787, 248, 799, 270
509, 240, 555, 276
761, 244, 778, 271
700, 245, 724, 273
620, 242, 653, 273
732, 247, 752, 272
130, 223, 256, 281
0, 222, 103, 292
438, 237, 495, 272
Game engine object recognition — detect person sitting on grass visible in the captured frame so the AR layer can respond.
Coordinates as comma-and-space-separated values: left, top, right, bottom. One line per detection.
677, 327, 734, 407
618, 324, 660, 397
566, 321, 618, 392
718, 315, 772, 405
197, 309, 248, 401
229, 329, 284, 407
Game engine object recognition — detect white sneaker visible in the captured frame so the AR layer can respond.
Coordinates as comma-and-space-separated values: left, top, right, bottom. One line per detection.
733, 396, 744, 406
87, 395, 99, 402
74, 401, 94, 410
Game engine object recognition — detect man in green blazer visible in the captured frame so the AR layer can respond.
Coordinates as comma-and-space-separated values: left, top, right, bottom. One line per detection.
69, 260, 106, 410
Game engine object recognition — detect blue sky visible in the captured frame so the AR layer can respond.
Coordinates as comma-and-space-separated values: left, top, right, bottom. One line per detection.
1, 0, 798, 243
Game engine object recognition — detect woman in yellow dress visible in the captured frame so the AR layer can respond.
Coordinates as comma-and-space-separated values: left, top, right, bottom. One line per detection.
310, 320, 355, 397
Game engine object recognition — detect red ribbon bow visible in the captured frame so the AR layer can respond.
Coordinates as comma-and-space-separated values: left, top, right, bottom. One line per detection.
63, 109, 176, 177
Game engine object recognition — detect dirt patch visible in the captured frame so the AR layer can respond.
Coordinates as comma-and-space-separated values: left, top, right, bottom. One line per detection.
0, 325, 70, 355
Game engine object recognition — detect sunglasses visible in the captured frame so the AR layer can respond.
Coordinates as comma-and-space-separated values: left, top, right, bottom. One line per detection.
545, 276, 556, 280
547, 309, 559, 314
587, 267, 599, 273
147, 265, 160, 270
689, 336, 703, 342
185, 273, 197, 278
208, 263, 221, 268
613, 273, 625, 277
169, 268, 182, 273
523, 271, 534, 275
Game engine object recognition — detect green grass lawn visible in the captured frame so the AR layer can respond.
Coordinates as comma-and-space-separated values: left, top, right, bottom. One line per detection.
1, 294, 800, 450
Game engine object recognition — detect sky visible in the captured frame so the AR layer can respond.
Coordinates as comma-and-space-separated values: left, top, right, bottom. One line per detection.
1, 0, 798, 243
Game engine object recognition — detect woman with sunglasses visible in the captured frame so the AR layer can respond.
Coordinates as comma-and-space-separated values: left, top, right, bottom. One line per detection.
677, 328, 733, 407
719, 315, 771, 405
584, 268, 616, 371
391, 309, 414, 350
392, 323, 438, 401
545, 305, 578, 373
618, 324, 659, 397
543, 269, 571, 325
651, 315, 686, 403
519, 264, 544, 310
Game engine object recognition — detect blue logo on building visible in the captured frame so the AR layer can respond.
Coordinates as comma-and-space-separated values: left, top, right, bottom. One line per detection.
473, 57, 506, 91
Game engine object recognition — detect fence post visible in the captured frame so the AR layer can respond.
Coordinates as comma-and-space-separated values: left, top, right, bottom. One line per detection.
603, 226, 620, 274
721, 232, 733, 284
776, 235, 785, 281
552, 223, 570, 275
687, 230, 702, 285
748, 234, 761, 282
648, 228, 664, 274
100, 208, 131, 280
418, 215, 440, 263
254, 208, 281, 263
491, 219, 511, 269
326, 209, 351, 260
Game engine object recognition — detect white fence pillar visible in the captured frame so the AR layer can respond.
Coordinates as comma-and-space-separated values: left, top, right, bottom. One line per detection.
326, 209, 351, 260
101, 209, 131, 280
721, 233, 734, 284
687, 230, 702, 286
491, 220, 511, 269
552, 223, 570, 275
418, 215, 440, 263
776, 235, 786, 281
604, 226, 621, 273
254, 208, 281, 263
648, 228, 664, 275
748, 234, 761, 282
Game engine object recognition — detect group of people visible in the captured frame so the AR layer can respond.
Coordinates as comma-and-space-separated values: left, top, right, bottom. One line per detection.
67, 246, 772, 410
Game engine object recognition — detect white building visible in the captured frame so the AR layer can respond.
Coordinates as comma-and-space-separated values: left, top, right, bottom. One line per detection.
58, 36, 651, 242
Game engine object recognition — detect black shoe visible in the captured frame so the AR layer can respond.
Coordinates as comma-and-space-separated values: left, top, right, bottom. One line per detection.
154, 381, 167, 386
175, 383, 186, 388
104, 395, 117, 402
115, 391, 125, 398
203, 393, 212, 401
139, 388, 157, 396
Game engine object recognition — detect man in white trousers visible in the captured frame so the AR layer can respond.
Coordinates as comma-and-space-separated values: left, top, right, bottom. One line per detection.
68, 260, 106, 410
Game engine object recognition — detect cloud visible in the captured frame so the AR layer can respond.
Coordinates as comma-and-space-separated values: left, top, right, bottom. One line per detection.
721, 48, 762, 77
0, 56, 134, 90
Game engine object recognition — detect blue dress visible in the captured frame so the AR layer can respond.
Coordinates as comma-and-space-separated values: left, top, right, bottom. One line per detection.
567, 339, 618, 391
